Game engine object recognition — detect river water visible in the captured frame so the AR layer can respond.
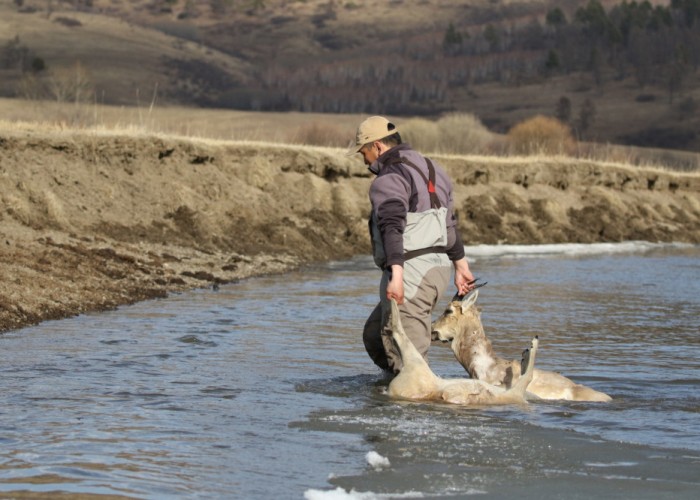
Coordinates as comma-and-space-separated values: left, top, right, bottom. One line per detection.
1, 242, 699, 499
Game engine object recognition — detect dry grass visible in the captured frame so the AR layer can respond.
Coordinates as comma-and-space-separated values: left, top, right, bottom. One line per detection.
1, 97, 698, 172
0, 98, 362, 143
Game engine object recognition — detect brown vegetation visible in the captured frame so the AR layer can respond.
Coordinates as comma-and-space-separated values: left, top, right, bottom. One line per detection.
5, 96, 697, 172
507, 115, 575, 156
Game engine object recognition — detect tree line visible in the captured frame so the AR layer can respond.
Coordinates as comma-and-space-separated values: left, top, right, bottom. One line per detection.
246, 0, 700, 114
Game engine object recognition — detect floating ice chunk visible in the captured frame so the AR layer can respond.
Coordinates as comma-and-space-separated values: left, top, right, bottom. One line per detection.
304, 487, 358, 500
304, 486, 424, 499
365, 450, 391, 470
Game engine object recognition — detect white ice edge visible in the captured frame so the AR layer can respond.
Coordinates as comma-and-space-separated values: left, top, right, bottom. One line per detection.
465, 241, 695, 260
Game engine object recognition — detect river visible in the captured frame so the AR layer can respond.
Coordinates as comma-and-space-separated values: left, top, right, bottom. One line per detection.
1, 242, 699, 499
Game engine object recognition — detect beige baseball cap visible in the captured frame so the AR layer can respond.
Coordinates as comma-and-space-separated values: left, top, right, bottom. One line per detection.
346, 116, 399, 155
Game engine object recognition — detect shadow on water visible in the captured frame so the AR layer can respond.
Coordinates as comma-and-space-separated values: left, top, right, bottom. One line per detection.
1, 247, 699, 498
295, 373, 391, 400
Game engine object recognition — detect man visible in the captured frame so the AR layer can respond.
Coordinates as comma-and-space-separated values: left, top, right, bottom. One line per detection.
348, 116, 476, 373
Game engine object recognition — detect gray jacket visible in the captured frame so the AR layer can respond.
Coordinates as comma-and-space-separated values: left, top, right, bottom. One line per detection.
368, 144, 465, 269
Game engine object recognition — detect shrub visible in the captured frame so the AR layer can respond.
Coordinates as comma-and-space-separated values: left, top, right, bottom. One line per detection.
47, 62, 94, 104
635, 94, 656, 102
53, 17, 82, 28
400, 117, 440, 152
435, 113, 495, 154
31, 56, 46, 72
401, 112, 494, 155
507, 115, 575, 155
293, 121, 351, 148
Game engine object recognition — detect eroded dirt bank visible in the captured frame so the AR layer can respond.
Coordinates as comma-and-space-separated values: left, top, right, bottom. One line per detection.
1, 130, 699, 332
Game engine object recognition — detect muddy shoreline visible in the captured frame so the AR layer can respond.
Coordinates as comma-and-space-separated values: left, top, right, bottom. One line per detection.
1, 130, 699, 333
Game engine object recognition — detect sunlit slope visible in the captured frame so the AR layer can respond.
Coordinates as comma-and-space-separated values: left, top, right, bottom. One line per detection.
0, 3, 251, 106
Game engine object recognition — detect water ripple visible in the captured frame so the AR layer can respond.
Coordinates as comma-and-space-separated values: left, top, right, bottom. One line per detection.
1, 247, 699, 498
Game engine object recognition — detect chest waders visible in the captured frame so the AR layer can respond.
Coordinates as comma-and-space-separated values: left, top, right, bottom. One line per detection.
365, 154, 454, 373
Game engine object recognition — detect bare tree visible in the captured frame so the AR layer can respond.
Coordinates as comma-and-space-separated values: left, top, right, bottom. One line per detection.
17, 73, 46, 100
555, 96, 572, 123
47, 62, 93, 104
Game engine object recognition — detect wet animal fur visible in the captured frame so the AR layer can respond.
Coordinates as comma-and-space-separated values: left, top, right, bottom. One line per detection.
387, 298, 537, 406
431, 291, 612, 402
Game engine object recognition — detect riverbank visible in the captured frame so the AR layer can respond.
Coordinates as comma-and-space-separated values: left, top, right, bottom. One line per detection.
1, 125, 699, 332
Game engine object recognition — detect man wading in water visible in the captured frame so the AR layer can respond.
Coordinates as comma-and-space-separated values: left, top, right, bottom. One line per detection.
348, 116, 477, 374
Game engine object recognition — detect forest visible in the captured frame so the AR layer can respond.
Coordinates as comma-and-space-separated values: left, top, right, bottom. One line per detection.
247, 0, 700, 115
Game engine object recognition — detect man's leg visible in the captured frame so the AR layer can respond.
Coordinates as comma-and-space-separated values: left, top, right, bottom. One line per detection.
381, 263, 451, 373
363, 302, 390, 371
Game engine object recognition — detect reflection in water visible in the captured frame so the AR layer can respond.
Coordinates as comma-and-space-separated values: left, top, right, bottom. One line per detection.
1, 245, 699, 498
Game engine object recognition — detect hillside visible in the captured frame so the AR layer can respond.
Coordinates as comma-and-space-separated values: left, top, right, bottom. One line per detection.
2, 0, 700, 153
1, 124, 699, 332
0, 1, 252, 106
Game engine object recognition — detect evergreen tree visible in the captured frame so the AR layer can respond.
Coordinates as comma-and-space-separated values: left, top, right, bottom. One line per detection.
546, 7, 567, 27
443, 23, 463, 55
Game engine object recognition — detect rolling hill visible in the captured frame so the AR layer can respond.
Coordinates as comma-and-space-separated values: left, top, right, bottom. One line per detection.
1, 0, 700, 153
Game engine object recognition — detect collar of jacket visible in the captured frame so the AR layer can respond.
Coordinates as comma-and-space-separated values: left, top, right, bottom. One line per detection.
367, 143, 412, 175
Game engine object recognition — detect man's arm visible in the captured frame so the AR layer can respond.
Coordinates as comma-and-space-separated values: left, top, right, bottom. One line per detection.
386, 264, 404, 304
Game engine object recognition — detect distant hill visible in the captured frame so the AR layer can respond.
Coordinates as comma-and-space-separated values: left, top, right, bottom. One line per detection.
1, 0, 700, 153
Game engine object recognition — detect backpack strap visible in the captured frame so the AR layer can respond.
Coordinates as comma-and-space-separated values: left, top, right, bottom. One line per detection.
389, 156, 442, 209
403, 246, 448, 261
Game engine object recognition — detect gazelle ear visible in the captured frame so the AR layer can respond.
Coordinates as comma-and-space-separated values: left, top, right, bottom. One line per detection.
461, 289, 479, 309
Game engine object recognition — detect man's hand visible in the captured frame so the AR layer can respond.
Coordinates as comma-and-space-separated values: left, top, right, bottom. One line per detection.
453, 258, 475, 296
386, 264, 405, 304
